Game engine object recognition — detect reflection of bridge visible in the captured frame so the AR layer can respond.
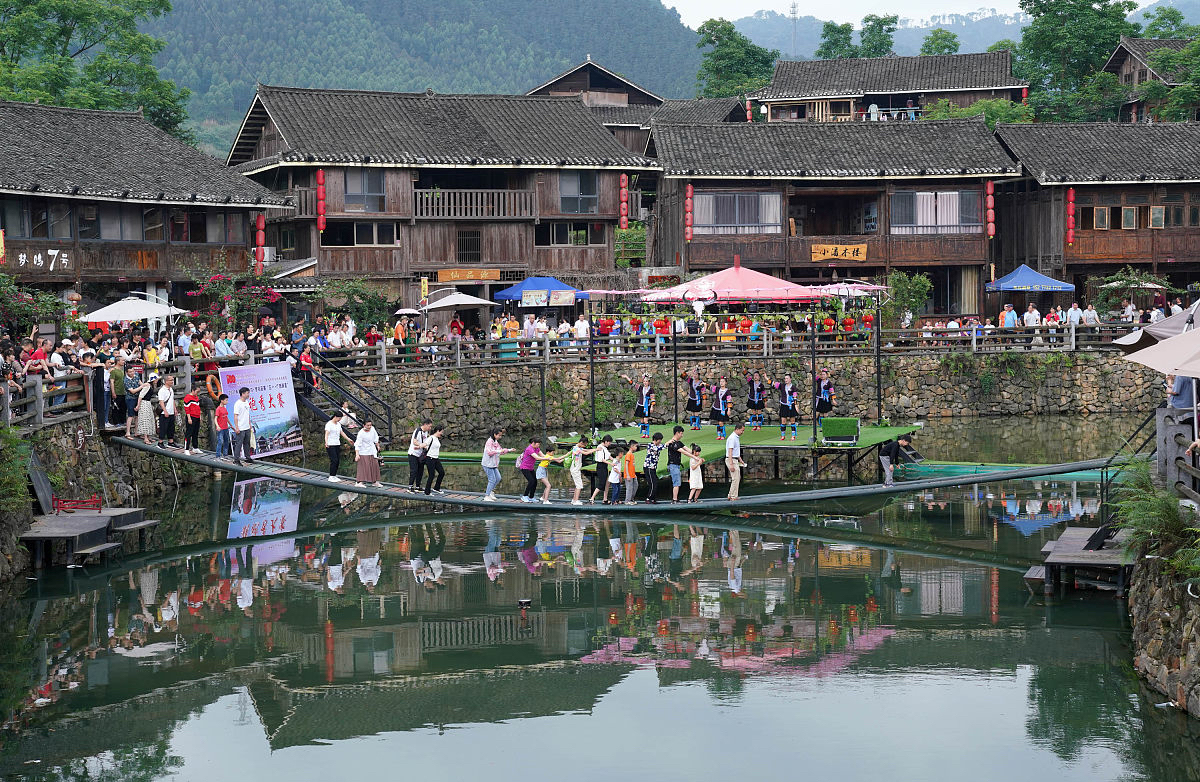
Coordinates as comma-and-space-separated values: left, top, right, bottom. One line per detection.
113, 436, 1124, 515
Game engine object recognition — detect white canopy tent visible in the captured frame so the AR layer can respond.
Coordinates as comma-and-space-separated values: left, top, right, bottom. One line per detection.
84, 296, 187, 323
421, 292, 495, 311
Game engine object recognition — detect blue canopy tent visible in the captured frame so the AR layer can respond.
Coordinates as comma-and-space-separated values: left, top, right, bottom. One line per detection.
493, 276, 590, 306
985, 264, 1074, 292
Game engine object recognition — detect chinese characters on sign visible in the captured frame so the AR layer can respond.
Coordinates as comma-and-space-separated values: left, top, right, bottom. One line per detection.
219, 362, 302, 458
437, 268, 502, 283
810, 244, 868, 262
3, 247, 71, 270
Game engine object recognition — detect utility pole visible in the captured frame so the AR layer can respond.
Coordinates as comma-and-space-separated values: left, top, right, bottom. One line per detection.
790, 2, 799, 58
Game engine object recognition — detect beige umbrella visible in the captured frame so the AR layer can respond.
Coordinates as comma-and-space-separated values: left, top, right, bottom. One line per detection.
1113, 301, 1199, 354
1125, 328, 1200, 437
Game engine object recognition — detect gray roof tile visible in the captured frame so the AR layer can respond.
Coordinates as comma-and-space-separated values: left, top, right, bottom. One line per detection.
0, 100, 286, 206
1109, 36, 1192, 84
653, 117, 1017, 178
751, 51, 1026, 101
246, 85, 653, 169
996, 122, 1200, 184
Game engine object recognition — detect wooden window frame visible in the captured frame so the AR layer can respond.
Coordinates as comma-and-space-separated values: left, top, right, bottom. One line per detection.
1094, 206, 1110, 230
1150, 205, 1166, 229
1121, 206, 1138, 230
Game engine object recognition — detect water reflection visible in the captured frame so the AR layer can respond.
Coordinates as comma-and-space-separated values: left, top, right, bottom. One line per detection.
0, 480, 1194, 781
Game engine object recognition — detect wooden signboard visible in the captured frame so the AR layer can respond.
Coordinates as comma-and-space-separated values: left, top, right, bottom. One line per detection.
437, 268, 501, 282
811, 244, 868, 262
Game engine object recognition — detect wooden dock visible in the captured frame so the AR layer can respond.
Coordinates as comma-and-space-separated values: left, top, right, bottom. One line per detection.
1030, 526, 1133, 597
20, 507, 160, 570
113, 436, 1123, 515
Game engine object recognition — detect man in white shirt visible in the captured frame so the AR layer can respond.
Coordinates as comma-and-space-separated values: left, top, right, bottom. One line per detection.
157, 375, 177, 447
725, 422, 746, 501
1022, 303, 1041, 348
1121, 299, 1137, 322
176, 326, 193, 356
1066, 302, 1083, 326
231, 386, 254, 465
406, 418, 432, 491
573, 315, 589, 360
1172, 298, 1185, 316
325, 410, 353, 482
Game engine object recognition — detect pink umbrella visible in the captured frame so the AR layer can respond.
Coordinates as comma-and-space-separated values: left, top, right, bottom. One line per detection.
641, 256, 830, 304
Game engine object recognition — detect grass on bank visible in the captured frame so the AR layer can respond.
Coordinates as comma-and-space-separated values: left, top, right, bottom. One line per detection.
1115, 459, 1200, 585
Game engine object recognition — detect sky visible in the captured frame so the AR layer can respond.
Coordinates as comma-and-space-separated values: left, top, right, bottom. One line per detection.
663, 0, 1148, 27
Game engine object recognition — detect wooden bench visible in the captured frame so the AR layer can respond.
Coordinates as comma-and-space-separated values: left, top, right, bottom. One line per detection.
113, 519, 160, 550
71, 541, 123, 568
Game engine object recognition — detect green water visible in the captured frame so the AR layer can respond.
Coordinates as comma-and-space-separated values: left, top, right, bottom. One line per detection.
1, 414, 1196, 781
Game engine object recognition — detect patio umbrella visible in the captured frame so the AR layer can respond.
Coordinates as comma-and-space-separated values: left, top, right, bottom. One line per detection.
421, 292, 495, 311
83, 296, 187, 323
1125, 328, 1200, 437
393, 307, 421, 316
1113, 301, 1200, 354
641, 256, 830, 304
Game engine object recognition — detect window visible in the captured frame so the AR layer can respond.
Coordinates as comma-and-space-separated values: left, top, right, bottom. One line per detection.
771, 105, 804, 121
1150, 206, 1166, 229
28, 201, 72, 239
1170, 206, 1185, 227
559, 172, 598, 214
169, 209, 188, 242
79, 204, 141, 240
457, 229, 481, 263
225, 213, 245, 244
279, 227, 296, 252
1121, 206, 1138, 229
535, 221, 605, 246
692, 192, 783, 235
143, 208, 164, 241
1191, 205, 1200, 227
1094, 206, 1110, 230
889, 190, 984, 235
345, 169, 384, 212
1137, 68, 1148, 83
1123, 72, 1133, 85
0, 197, 27, 238
321, 221, 397, 247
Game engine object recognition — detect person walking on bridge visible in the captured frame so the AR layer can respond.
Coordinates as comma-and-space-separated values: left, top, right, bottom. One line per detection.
406, 419, 432, 491
354, 419, 382, 488
325, 410, 353, 482
231, 386, 255, 465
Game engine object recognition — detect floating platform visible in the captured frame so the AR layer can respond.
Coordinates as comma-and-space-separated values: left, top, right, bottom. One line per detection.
113, 437, 1124, 515
1037, 526, 1133, 596
384, 422, 920, 472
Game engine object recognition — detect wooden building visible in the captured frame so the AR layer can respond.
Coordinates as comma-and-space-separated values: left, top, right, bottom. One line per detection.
0, 100, 286, 305
648, 117, 1020, 314
750, 51, 1026, 123
227, 85, 654, 304
1101, 36, 1197, 122
993, 122, 1200, 293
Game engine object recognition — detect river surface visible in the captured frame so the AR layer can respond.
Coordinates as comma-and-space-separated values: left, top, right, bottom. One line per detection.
2, 413, 1197, 781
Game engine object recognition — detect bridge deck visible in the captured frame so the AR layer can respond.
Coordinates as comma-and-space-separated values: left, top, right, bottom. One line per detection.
112, 437, 1121, 515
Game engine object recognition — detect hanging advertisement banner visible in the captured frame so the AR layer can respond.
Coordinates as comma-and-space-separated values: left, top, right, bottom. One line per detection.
219, 361, 302, 457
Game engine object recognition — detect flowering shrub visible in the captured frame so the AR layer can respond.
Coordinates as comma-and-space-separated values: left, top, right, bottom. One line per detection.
182, 258, 281, 333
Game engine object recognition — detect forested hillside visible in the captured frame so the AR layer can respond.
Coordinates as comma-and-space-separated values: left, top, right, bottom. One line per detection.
144, 0, 701, 155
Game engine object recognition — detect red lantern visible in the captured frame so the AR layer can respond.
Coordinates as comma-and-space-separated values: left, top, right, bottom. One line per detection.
316, 184, 326, 201
317, 201, 326, 216
684, 197, 693, 212
684, 226, 693, 242
255, 229, 266, 247
987, 223, 996, 238
823, 317, 835, 330
657, 619, 670, 636
619, 215, 629, 230
255, 246, 265, 263
255, 213, 265, 231
619, 173, 629, 189
608, 611, 619, 626
620, 202, 629, 217
1067, 202, 1075, 217
745, 98, 752, 122
863, 313, 874, 324
316, 169, 325, 186
1067, 228, 1075, 245
986, 209, 995, 224
1067, 187, 1076, 203
684, 212, 693, 227
848, 607, 859, 623
619, 189, 629, 203
986, 180, 995, 195
985, 194, 994, 210
317, 215, 327, 232
842, 317, 855, 329
1021, 87, 1029, 103
1067, 215, 1075, 230
745, 623, 757, 642
829, 619, 839, 636
685, 184, 694, 199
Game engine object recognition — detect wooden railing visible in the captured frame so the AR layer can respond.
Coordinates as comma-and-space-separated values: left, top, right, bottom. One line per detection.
265, 187, 316, 220
413, 189, 537, 219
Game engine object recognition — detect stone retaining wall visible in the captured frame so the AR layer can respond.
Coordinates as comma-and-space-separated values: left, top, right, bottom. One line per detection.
342, 351, 1160, 438
1129, 558, 1200, 718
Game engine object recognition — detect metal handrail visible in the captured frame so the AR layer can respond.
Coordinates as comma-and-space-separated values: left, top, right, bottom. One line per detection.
311, 350, 393, 442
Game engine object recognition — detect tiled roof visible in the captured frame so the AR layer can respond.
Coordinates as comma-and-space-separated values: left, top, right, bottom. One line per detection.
995, 122, 1200, 184
589, 104, 658, 126
652, 117, 1017, 178
0, 100, 287, 206
526, 60, 663, 103
589, 98, 743, 129
651, 98, 744, 125
1107, 36, 1192, 84
750, 51, 1026, 101
239, 85, 653, 170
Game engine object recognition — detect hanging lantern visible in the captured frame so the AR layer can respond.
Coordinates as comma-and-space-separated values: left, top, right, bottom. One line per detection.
986, 194, 995, 210
848, 606, 859, 623
986, 208, 995, 224
684, 226, 693, 242
1067, 187, 1076, 203
1067, 215, 1075, 230
1021, 87, 1029, 104
620, 202, 629, 217
685, 184, 694, 199
619, 189, 629, 204
684, 212, 693, 227
828, 619, 839, 636
620, 173, 629, 189
619, 216, 629, 230
317, 215, 327, 232
987, 223, 996, 238
745, 623, 757, 642
862, 313, 874, 324
657, 619, 670, 636
1067, 228, 1075, 245
745, 98, 753, 122
985, 180, 995, 196
842, 316, 855, 329
316, 168, 327, 233
684, 197, 693, 212
608, 611, 619, 626
683, 183, 694, 242
1067, 201, 1076, 216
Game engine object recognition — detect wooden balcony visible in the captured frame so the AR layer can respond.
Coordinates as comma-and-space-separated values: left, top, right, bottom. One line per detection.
265, 187, 315, 221
686, 232, 988, 269
413, 189, 537, 219
1067, 229, 1200, 264
3, 239, 248, 282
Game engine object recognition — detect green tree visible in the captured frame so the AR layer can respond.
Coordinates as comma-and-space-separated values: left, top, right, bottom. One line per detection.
858, 14, 899, 58
816, 21, 857, 59
1143, 39, 1200, 120
0, 272, 67, 337
1016, 0, 1140, 121
879, 271, 932, 329
306, 278, 393, 329
180, 260, 281, 334
922, 97, 1034, 128
1142, 6, 1200, 39
920, 28, 960, 56
1087, 265, 1177, 317
695, 18, 778, 98
988, 38, 1020, 53
1075, 70, 1130, 120
0, 0, 193, 141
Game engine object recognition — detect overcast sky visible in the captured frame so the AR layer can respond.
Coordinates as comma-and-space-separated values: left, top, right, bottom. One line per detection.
664, 1, 1151, 27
